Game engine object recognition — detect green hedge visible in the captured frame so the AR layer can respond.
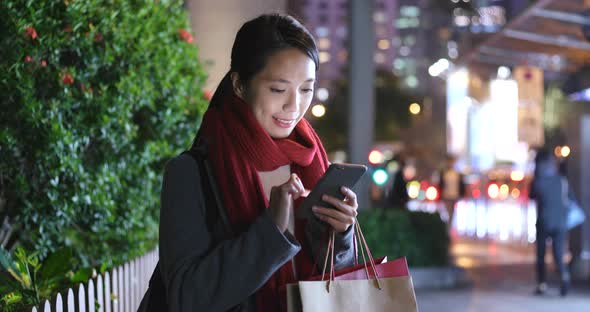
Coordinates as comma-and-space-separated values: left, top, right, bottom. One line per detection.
357, 209, 450, 267
0, 0, 206, 272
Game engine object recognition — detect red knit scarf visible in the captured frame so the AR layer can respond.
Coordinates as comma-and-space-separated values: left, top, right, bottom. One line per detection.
197, 94, 329, 311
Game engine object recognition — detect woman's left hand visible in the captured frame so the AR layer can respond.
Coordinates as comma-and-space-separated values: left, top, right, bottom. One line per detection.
312, 186, 358, 233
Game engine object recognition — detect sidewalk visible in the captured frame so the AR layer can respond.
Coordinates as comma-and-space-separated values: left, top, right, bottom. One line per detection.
415, 239, 590, 312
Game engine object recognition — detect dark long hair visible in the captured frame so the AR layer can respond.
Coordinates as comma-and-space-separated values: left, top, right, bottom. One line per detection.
208, 14, 319, 109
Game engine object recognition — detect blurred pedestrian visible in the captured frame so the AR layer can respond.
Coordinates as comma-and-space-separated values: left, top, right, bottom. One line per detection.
388, 156, 409, 209
438, 155, 465, 224
529, 149, 570, 296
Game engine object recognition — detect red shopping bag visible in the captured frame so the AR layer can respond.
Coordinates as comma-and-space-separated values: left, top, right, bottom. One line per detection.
306, 256, 409, 281
331, 257, 409, 280
306, 256, 387, 281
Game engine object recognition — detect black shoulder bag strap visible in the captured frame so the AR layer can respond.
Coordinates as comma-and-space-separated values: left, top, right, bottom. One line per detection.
185, 138, 234, 238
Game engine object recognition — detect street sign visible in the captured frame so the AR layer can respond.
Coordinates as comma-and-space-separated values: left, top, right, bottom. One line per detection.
514, 66, 545, 147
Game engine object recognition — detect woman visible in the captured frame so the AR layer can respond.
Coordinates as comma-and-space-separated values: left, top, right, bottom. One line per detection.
529, 149, 570, 296
158, 14, 357, 311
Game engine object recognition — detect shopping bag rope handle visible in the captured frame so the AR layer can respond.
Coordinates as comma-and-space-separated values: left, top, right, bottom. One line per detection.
320, 230, 337, 292
320, 220, 383, 291
355, 221, 382, 290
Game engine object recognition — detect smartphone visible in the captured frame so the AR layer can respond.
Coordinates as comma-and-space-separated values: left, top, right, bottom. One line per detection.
296, 163, 367, 219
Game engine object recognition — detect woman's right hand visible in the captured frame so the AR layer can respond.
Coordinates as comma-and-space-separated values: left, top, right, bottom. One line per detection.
268, 173, 306, 232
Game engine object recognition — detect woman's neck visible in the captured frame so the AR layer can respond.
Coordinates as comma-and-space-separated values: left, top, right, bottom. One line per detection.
257, 165, 291, 201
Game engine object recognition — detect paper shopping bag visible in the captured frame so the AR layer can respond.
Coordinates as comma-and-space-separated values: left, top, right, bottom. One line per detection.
294, 275, 417, 312
287, 222, 418, 312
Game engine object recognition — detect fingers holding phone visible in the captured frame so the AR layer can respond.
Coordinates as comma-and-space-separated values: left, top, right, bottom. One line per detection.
268, 173, 307, 232
312, 186, 358, 233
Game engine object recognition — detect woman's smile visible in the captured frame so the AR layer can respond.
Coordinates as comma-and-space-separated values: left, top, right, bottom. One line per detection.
272, 116, 297, 128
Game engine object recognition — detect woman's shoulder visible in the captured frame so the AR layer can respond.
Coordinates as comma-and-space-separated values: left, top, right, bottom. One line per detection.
164, 152, 202, 179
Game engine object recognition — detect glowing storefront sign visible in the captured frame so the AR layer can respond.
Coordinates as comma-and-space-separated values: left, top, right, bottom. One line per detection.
490, 79, 519, 162
446, 69, 470, 157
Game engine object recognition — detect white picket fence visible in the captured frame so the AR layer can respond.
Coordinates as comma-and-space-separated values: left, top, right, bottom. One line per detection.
31, 249, 158, 312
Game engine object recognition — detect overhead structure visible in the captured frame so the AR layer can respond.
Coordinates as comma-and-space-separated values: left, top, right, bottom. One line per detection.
460, 0, 590, 76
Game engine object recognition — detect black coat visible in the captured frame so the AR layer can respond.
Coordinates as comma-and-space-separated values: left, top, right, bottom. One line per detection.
140, 145, 356, 311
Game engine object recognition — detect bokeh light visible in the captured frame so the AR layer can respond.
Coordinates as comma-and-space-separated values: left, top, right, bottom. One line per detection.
409, 102, 421, 115
311, 104, 326, 118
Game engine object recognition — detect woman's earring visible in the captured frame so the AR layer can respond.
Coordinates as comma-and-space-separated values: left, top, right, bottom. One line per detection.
230, 72, 244, 98
235, 86, 244, 98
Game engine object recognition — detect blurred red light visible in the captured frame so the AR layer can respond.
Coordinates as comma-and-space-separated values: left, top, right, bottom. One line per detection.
368, 150, 383, 164
426, 186, 438, 201
472, 189, 481, 198
420, 180, 429, 189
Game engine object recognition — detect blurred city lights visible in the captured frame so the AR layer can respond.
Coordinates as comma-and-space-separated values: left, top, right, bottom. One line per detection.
554, 146, 562, 158
407, 181, 420, 199
569, 87, 590, 101
452, 198, 537, 243
372, 169, 389, 186
418, 190, 426, 201
368, 150, 384, 164
510, 170, 524, 182
311, 104, 326, 118
472, 189, 481, 198
318, 38, 331, 50
497, 66, 511, 79
511, 188, 520, 199
454, 15, 471, 27
426, 186, 439, 201
448, 49, 458, 59
488, 183, 499, 199
382, 149, 394, 160
499, 184, 510, 199
315, 27, 329, 37
374, 52, 386, 64
406, 75, 419, 88
428, 58, 450, 77
403, 166, 417, 180
378, 39, 390, 50
409, 102, 421, 115
386, 160, 399, 173
561, 145, 571, 158
448, 68, 469, 85
319, 52, 331, 63
490, 78, 520, 161
399, 46, 411, 56
316, 88, 329, 101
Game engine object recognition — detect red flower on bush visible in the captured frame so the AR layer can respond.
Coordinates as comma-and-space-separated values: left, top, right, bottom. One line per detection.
25, 26, 38, 40
178, 29, 194, 44
24, 55, 33, 63
62, 73, 74, 85
94, 32, 104, 43
41, 60, 47, 67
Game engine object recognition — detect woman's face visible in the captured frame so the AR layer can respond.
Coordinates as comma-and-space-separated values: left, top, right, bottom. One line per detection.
239, 48, 316, 139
